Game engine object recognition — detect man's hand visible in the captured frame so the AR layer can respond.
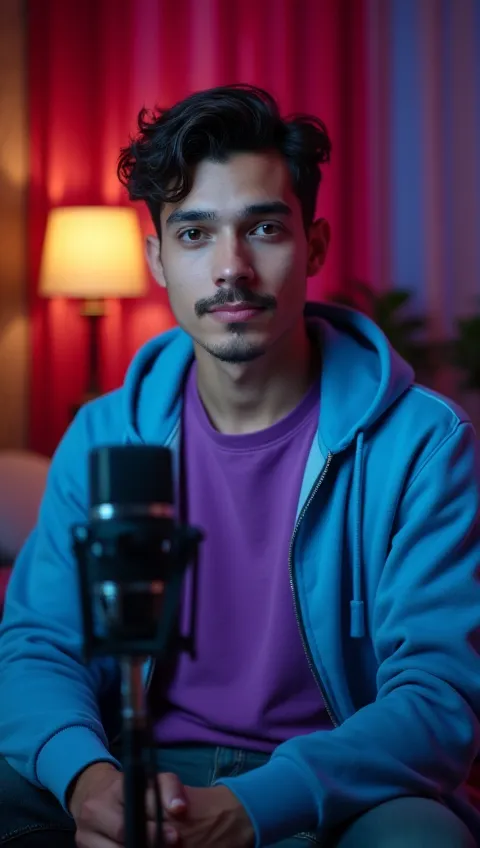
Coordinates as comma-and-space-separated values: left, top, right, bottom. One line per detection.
165, 784, 255, 848
69, 762, 187, 846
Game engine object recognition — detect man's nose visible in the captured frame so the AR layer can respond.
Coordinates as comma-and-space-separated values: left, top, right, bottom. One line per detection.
212, 233, 255, 287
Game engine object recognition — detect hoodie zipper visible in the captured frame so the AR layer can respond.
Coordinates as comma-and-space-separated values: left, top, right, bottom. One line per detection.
288, 451, 338, 728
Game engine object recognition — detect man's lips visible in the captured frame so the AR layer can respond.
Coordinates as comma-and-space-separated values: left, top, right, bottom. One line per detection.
208, 303, 264, 313
207, 303, 266, 323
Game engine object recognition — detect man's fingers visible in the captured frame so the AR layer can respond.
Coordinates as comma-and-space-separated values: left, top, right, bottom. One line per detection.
158, 772, 188, 815
76, 815, 178, 848
75, 828, 123, 848
146, 820, 179, 846
145, 772, 187, 820
75, 796, 125, 843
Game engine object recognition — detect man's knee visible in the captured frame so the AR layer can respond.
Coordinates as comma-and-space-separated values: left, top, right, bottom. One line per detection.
0, 755, 75, 845
336, 796, 476, 848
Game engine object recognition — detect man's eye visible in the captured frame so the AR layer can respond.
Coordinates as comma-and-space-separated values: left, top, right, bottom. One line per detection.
179, 228, 204, 242
252, 223, 281, 236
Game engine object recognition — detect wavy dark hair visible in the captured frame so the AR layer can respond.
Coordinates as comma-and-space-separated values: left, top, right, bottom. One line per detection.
118, 84, 332, 235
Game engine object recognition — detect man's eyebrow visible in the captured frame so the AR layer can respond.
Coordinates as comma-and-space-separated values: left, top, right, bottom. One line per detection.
241, 201, 292, 218
165, 208, 218, 226
165, 201, 293, 227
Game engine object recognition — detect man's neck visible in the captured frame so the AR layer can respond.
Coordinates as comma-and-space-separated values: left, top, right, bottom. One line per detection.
194, 323, 320, 435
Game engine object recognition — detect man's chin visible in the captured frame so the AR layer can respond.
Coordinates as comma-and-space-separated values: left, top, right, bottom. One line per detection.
202, 339, 267, 364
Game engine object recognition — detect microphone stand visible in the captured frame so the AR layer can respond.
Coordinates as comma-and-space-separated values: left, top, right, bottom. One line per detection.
122, 658, 149, 848
73, 513, 202, 848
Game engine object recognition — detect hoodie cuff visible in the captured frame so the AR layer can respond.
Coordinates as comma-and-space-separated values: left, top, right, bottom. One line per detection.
36, 726, 121, 812
215, 755, 318, 847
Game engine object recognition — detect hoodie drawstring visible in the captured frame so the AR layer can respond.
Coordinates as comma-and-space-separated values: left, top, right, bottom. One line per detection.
350, 432, 366, 638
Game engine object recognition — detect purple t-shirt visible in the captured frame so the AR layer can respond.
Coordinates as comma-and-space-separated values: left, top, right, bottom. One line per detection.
153, 363, 330, 751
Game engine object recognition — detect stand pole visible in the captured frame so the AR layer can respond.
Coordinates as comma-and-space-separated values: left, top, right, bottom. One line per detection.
121, 658, 151, 848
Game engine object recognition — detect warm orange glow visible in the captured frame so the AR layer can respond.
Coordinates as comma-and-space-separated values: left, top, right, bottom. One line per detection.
39, 206, 147, 299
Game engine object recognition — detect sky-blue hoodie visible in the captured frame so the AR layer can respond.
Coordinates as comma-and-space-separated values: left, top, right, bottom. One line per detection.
1, 303, 480, 845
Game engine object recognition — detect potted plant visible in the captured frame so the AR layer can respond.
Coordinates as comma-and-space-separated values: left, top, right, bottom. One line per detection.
330, 280, 425, 367
454, 312, 480, 429
455, 314, 480, 390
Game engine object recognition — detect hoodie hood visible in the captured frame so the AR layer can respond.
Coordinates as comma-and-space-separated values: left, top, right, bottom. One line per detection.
122, 301, 414, 454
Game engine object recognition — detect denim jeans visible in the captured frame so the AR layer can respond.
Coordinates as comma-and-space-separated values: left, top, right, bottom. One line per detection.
0, 744, 476, 846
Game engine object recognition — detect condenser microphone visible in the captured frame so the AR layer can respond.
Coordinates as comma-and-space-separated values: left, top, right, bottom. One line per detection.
72, 444, 202, 659
74, 445, 183, 656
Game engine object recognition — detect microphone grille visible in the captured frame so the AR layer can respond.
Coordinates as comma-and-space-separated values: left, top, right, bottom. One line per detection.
89, 446, 174, 507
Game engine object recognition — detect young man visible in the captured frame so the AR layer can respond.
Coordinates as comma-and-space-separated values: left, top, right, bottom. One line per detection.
0, 84, 479, 848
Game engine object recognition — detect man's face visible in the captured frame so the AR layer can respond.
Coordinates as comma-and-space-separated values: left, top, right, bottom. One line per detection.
147, 151, 329, 363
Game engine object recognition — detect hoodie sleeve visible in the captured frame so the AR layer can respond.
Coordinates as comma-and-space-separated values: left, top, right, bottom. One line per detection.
0, 408, 121, 809
218, 421, 480, 846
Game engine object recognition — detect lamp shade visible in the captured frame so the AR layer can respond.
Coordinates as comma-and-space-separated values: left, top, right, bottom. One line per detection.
39, 206, 147, 299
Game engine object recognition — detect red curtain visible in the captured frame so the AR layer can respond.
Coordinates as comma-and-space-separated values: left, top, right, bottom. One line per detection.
27, 0, 369, 455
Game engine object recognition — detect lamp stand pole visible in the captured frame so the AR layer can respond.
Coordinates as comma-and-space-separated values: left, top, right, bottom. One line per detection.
71, 298, 105, 419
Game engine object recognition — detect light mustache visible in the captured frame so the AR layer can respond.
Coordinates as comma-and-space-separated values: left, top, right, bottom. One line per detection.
194, 289, 277, 317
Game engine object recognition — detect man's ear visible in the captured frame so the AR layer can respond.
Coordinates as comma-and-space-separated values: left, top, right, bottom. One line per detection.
306, 218, 331, 277
145, 235, 166, 288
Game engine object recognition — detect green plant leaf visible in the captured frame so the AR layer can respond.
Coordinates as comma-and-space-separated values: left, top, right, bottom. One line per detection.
329, 282, 425, 365
377, 290, 412, 311
454, 312, 480, 389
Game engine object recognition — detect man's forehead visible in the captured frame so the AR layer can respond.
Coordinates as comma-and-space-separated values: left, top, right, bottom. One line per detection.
162, 152, 297, 221
193, 152, 291, 191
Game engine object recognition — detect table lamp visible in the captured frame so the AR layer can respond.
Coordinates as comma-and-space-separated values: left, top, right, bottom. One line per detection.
39, 206, 147, 409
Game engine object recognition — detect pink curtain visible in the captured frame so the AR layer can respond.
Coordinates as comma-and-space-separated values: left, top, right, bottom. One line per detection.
27, 0, 370, 455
